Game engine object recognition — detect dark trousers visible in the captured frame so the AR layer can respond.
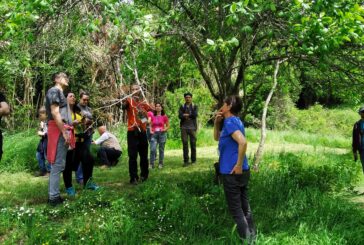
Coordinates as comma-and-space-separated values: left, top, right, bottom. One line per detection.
0, 131, 3, 161
127, 130, 149, 182
97, 146, 121, 166
63, 141, 94, 188
181, 128, 196, 163
222, 172, 255, 239
360, 152, 364, 174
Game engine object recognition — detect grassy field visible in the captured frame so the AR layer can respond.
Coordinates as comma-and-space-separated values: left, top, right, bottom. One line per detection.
0, 126, 364, 244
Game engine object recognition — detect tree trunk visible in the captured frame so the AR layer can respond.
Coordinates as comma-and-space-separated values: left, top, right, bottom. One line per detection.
253, 59, 286, 170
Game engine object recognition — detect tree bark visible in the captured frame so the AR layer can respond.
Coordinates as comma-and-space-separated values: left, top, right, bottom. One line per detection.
253, 59, 287, 170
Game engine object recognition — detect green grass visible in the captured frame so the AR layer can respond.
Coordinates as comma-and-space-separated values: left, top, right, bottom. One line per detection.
0, 126, 363, 244
0, 123, 351, 173
0, 114, 363, 244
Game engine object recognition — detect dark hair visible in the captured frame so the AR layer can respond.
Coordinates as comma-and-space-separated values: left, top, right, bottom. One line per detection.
153, 102, 165, 116
52, 72, 68, 82
66, 92, 81, 114
37, 106, 46, 118
80, 91, 90, 98
184, 92, 192, 98
38, 106, 46, 114
224, 95, 242, 115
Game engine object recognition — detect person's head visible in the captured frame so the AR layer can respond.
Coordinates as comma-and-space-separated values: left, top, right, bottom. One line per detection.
154, 102, 165, 116
220, 95, 243, 117
38, 106, 47, 121
358, 106, 364, 118
97, 125, 107, 135
79, 91, 90, 106
67, 92, 76, 106
53, 72, 69, 88
131, 84, 141, 99
184, 92, 192, 104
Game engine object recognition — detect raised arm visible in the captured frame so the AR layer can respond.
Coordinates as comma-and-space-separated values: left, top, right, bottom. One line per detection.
213, 112, 223, 141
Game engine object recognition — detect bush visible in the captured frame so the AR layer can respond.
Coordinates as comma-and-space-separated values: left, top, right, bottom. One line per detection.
268, 101, 358, 137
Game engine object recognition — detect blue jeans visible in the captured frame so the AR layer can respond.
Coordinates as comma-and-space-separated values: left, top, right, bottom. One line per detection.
48, 135, 67, 200
36, 151, 51, 173
150, 132, 167, 166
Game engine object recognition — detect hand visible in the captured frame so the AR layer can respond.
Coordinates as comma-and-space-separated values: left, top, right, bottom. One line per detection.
91, 140, 96, 145
62, 131, 70, 145
214, 111, 223, 124
354, 153, 358, 162
72, 120, 80, 126
230, 163, 243, 175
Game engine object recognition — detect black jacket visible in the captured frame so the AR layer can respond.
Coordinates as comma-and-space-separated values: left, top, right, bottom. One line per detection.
352, 119, 364, 153
178, 103, 198, 129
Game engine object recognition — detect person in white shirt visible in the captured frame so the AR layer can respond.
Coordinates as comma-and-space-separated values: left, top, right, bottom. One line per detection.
93, 125, 122, 168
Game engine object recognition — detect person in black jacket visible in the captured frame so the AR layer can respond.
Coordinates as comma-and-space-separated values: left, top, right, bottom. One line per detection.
352, 106, 364, 174
178, 92, 198, 166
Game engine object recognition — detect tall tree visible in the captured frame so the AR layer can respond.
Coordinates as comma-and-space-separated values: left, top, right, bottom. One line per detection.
140, 0, 364, 116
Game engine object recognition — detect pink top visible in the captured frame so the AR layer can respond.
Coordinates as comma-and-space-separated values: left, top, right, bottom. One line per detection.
150, 114, 169, 133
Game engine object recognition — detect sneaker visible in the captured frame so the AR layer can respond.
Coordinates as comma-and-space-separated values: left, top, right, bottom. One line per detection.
183, 162, 189, 167
100, 165, 109, 169
191, 161, 196, 164
149, 164, 155, 169
158, 164, 163, 169
65, 187, 76, 197
85, 178, 100, 191
130, 179, 138, 185
48, 196, 64, 206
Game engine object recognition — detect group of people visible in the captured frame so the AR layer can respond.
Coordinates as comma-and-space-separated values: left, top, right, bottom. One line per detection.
121, 84, 197, 184
21, 73, 364, 242
40, 75, 200, 204
42, 73, 126, 205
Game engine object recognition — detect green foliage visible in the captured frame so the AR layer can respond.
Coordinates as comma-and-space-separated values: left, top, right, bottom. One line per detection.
1, 130, 38, 172
267, 103, 358, 137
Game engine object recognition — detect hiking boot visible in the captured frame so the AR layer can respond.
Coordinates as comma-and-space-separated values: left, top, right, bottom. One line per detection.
48, 196, 64, 206
65, 187, 76, 197
85, 178, 100, 191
